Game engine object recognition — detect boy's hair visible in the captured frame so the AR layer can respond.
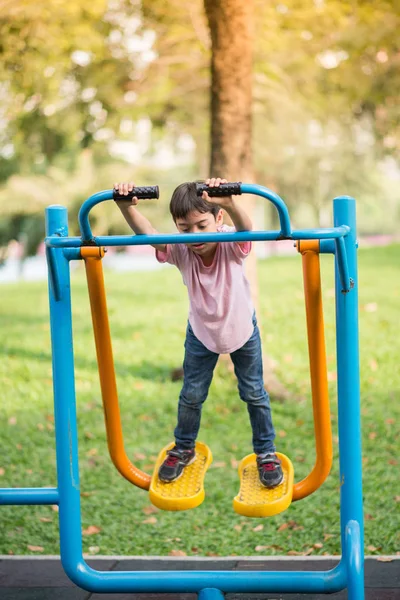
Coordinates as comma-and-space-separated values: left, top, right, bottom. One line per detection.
170, 181, 221, 222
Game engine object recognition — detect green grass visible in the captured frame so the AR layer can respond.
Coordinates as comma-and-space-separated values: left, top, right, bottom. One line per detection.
0, 245, 399, 557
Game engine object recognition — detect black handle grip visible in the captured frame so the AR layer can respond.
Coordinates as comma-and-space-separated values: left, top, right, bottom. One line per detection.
113, 185, 159, 201
196, 182, 242, 197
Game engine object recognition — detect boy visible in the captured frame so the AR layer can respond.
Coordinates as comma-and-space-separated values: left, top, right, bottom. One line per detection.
114, 178, 283, 488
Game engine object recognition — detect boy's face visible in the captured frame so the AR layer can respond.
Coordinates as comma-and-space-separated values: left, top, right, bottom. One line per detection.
175, 209, 223, 259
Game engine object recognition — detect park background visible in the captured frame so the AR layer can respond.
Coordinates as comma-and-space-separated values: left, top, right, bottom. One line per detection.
0, 0, 399, 558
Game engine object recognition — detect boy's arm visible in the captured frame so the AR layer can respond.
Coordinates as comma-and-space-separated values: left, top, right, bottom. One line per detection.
202, 178, 252, 232
223, 198, 253, 232
114, 182, 166, 251
202, 178, 252, 251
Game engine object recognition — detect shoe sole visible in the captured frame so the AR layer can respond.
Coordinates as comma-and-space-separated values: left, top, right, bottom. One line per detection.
158, 454, 196, 484
259, 474, 284, 489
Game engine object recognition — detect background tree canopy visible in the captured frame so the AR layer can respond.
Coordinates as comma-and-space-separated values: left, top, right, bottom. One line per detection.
0, 0, 399, 255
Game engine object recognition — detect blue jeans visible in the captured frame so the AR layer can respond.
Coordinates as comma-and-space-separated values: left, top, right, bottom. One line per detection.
174, 315, 276, 455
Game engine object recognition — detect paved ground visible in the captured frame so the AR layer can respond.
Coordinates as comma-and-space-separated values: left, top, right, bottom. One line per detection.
0, 556, 399, 599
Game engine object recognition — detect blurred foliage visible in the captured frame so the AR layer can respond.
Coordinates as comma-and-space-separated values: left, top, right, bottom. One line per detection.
0, 0, 400, 257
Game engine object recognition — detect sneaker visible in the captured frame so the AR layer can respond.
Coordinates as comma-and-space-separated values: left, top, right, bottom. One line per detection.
158, 447, 196, 483
256, 453, 284, 488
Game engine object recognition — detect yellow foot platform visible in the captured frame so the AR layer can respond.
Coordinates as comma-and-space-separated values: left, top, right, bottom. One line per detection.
149, 441, 212, 511
233, 452, 294, 518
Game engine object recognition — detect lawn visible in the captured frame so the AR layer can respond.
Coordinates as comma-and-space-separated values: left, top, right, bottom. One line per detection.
0, 244, 399, 557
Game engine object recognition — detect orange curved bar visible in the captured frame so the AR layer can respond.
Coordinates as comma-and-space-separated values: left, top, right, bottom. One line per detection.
81, 247, 151, 490
292, 240, 333, 501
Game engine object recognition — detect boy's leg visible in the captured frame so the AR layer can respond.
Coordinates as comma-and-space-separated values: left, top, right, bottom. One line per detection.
159, 323, 218, 482
230, 316, 276, 454
174, 322, 219, 449
230, 315, 283, 488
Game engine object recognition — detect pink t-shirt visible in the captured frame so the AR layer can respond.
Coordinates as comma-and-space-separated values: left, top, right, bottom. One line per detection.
156, 225, 254, 354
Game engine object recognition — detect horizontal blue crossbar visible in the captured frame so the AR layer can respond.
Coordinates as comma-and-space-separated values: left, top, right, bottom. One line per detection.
0, 488, 59, 505
45, 226, 350, 249
64, 557, 346, 593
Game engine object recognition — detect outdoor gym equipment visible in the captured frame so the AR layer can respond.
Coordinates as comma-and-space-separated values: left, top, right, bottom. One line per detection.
0, 183, 364, 599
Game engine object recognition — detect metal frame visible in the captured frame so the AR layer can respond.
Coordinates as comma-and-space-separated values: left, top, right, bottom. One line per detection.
0, 185, 364, 598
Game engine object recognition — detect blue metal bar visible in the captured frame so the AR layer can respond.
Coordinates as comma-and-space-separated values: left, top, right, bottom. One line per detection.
198, 588, 225, 599
78, 190, 112, 241
45, 205, 85, 579
64, 248, 83, 261
346, 520, 364, 599
320, 239, 336, 254
240, 183, 291, 236
333, 196, 364, 599
335, 235, 351, 292
59, 558, 347, 594
78, 185, 293, 242
45, 226, 350, 249
46, 246, 61, 301
0, 488, 59, 505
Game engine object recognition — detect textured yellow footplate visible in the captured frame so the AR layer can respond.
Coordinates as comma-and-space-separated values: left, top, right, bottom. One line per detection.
149, 441, 213, 511
233, 452, 294, 517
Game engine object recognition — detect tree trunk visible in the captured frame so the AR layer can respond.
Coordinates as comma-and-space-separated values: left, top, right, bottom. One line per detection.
203, 0, 289, 401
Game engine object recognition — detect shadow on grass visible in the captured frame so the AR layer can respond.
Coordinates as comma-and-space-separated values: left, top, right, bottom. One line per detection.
0, 345, 175, 382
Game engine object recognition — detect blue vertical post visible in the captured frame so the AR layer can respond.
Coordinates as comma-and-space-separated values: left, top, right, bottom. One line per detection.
333, 197, 364, 599
45, 206, 85, 579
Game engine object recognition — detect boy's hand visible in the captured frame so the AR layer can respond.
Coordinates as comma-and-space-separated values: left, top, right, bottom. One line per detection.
202, 177, 233, 208
114, 182, 138, 205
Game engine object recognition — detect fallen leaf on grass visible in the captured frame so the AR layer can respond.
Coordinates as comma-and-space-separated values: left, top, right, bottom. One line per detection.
169, 549, 187, 556
39, 517, 52, 523
134, 452, 146, 460
8, 416, 17, 425
27, 545, 44, 552
253, 524, 264, 532
313, 542, 323, 549
143, 505, 159, 515
142, 517, 157, 524
277, 521, 302, 532
255, 545, 270, 552
367, 545, 379, 552
82, 525, 101, 536
51, 505, 59, 512
234, 525, 242, 532
86, 448, 98, 457
88, 546, 100, 555
210, 461, 226, 468
369, 432, 377, 440
365, 514, 375, 520
323, 533, 334, 540
0, 468, 5, 476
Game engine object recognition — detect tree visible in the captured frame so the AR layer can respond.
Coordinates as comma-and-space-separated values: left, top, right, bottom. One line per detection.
203, 0, 289, 399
